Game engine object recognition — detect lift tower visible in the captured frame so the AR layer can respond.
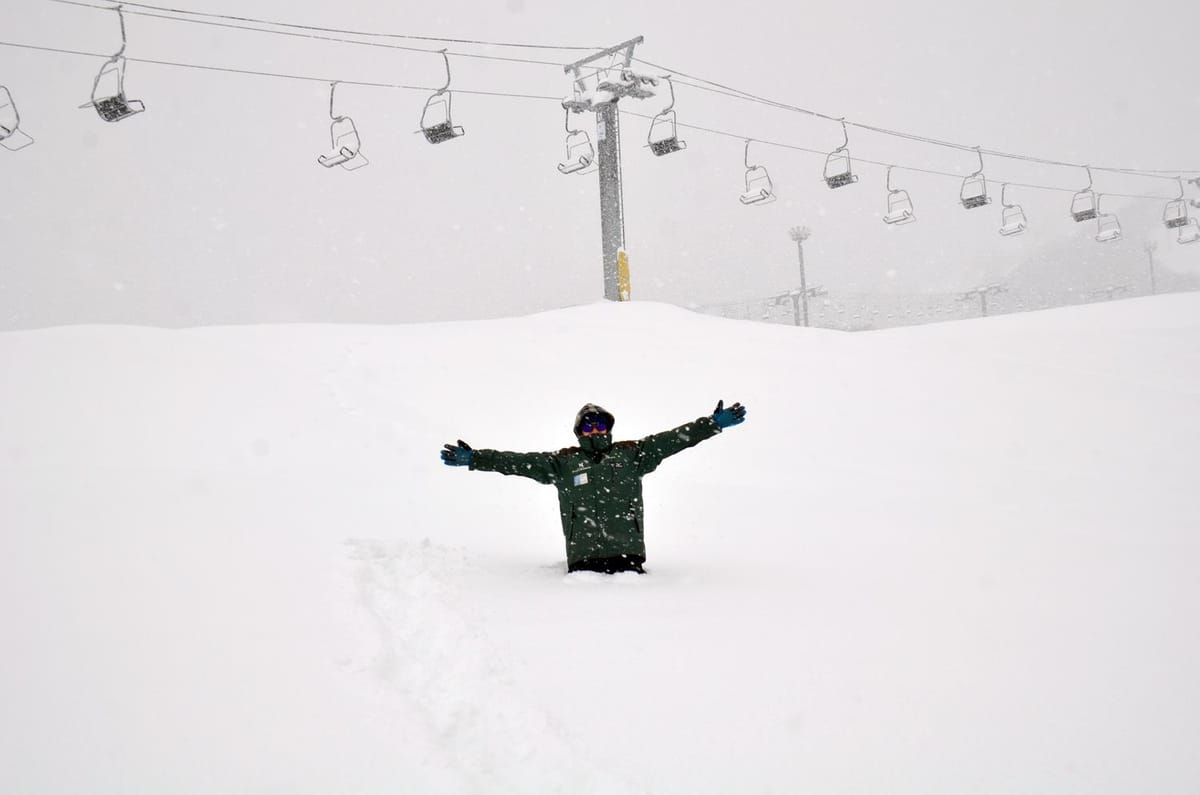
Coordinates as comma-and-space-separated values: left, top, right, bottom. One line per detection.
563, 38, 657, 301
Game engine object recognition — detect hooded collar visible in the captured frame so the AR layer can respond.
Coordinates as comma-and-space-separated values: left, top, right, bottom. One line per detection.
574, 403, 615, 456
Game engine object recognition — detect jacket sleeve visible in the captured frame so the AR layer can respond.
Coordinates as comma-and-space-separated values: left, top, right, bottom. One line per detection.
634, 415, 722, 476
469, 449, 560, 485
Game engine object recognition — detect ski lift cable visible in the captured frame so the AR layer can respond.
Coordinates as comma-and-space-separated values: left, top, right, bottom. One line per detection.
655, 67, 1200, 180
617, 107, 1179, 202
636, 58, 1200, 180
43, 0, 604, 52
44, 0, 590, 70
0, 35, 1183, 203
35, 1, 1197, 180
0, 39, 562, 102
669, 74, 1199, 181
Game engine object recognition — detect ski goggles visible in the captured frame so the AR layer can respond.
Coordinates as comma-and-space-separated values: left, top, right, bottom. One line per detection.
579, 418, 609, 434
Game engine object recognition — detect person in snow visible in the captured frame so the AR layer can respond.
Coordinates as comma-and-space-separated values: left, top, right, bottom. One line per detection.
440, 401, 747, 574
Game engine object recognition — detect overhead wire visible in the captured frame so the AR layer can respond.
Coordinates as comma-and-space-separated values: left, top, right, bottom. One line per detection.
44, 0, 587, 69
0, 35, 1180, 201
47, 0, 604, 51
0, 39, 561, 101
37, 0, 1198, 181
635, 57, 1200, 180
0, 20, 1191, 201
618, 107, 1179, 201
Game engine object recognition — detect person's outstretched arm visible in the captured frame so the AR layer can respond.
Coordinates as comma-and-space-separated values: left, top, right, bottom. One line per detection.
634, 400, 747, 475
441, 440, 559, 485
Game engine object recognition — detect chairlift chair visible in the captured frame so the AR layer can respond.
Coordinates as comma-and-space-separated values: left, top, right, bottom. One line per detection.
959, 146, 990, 209
1178, 217, 1200, 245
647, 76, 686, 156
882, 166, 914, 225
1070, 166, 1098, 221
1094, 195, 1121, 242
317, 84, 368, 171
738, 140, 775, 205
557, 109, 595, 174
84, 55, 145, 122
1163, 178, 1189, 229
0, 86, 34, 151
998, 183, 1027, 236
79, 7, 144, 122
318, 118, 368, 169
824, 119, 857, 189
420, 50, 465, 144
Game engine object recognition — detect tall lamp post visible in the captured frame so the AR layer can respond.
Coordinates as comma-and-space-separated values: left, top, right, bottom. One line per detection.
788, 226, 812, 327
1144, 241, 1158, 295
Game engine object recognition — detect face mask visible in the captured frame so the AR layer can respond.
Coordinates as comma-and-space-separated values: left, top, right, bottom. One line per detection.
579, 432, 612, 453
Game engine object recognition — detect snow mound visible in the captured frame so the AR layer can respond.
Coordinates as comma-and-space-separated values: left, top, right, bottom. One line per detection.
2, 296, 1199, 793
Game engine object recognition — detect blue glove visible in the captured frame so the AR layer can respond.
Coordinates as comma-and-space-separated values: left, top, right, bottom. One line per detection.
711, 400, 746, 429
441, 439, 474, 467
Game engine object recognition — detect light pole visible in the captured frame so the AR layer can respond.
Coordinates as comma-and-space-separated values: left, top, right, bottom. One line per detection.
788, 226, 812, 326
1144, 241, 1158, 295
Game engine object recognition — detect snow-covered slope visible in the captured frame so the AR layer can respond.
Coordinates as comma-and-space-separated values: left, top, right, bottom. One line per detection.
2, 297, 1199, 794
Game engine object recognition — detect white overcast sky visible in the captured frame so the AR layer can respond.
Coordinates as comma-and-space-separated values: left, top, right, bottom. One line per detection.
2, 0, 1198, 328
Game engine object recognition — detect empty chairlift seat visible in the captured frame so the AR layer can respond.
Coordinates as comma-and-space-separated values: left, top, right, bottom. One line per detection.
558, 130, 595, 174
1094, 196, 1121, 242
558, 109, 596, 175
1164, 199, 1189, 229
316, 83, 368, 170
1000, 204, 1027, 236
318, 117, 368, 170
1071, 190, 1098, 222
882, 166, 914, 225
1071, 166, 1098, 221
1178, 217, 1200, 245
84, 55, 145, 122
738, 140, 775, 205
647, 77, 686, 156
420, 50, 465, 144
883, 189, 914, 224
960, 174, 990, 209
740, 165, 776, 205
998, 184, 1026, 236
823, 119, 857, 189
79, 7, 144, 123
825, 149, 857, 189
1164, 180, 1190, 229
421, 94, 464, 144
959, 146, 990, 209
0, 86, 34, 151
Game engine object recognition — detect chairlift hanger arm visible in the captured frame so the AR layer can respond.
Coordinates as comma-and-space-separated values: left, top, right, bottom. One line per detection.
113, 3, 129, 58
970, 145, 985, 177
658, 74, 676, 113
563, 36, 644, 75
434, 49, 452, 94
834, 117, 849, 152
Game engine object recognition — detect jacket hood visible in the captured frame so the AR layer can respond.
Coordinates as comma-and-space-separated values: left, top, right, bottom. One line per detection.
573, 403, 616, 437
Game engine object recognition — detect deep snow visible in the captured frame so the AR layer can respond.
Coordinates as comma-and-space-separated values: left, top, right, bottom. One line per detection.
2, 297, 1199, 793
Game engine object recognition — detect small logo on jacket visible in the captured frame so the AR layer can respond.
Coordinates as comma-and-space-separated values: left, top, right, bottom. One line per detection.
572, 471, 589, 486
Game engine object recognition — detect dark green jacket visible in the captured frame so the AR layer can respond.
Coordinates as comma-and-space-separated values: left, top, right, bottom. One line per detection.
469, 415, 722, 565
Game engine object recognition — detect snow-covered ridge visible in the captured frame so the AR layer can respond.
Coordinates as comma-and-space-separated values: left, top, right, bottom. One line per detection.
2, 297, 1199, 793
